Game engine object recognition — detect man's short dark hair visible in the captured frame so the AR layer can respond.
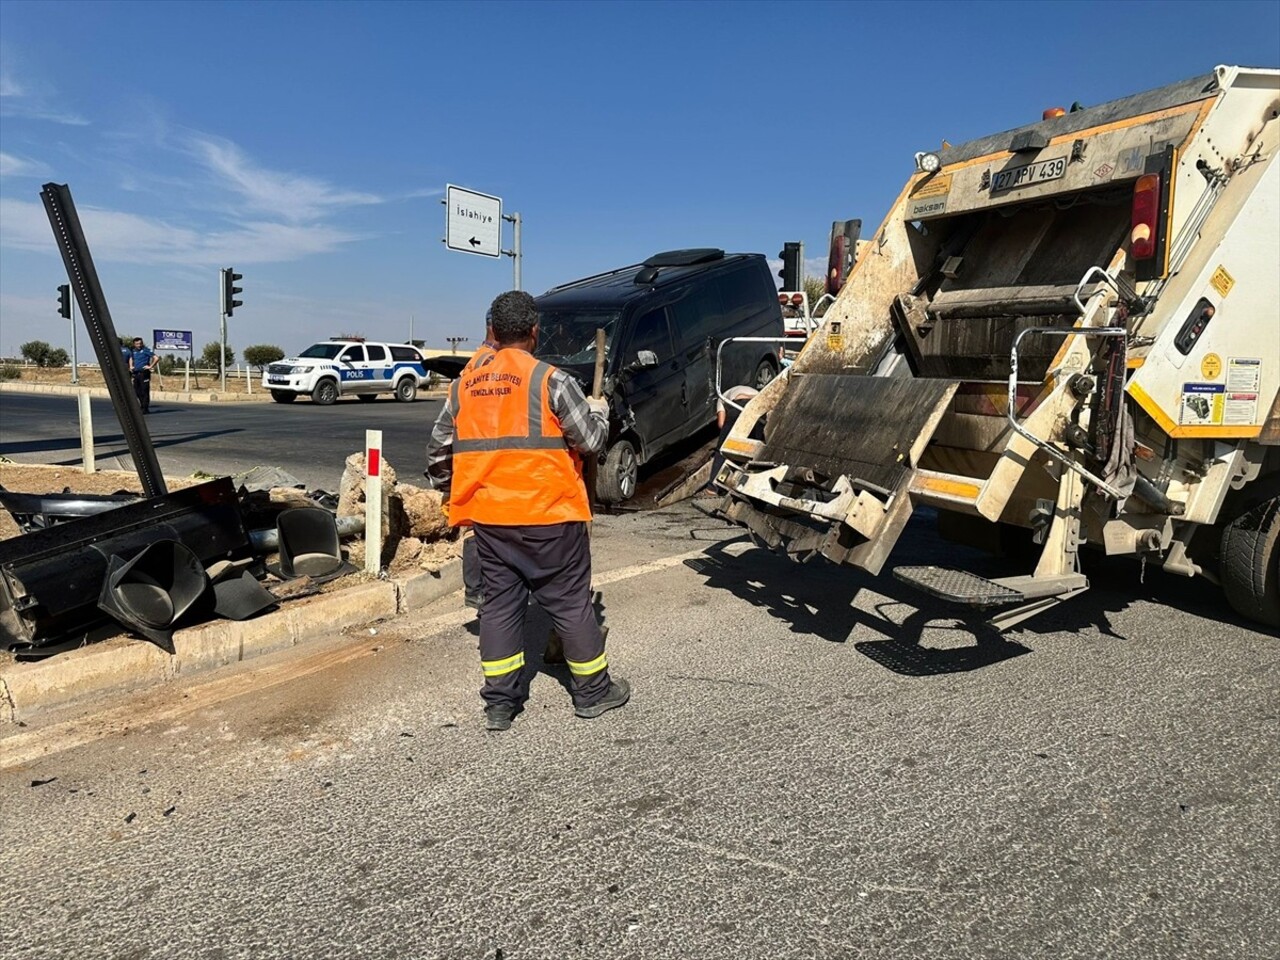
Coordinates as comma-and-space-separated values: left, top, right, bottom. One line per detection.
488, 291, 539, 345
133, 338, 143, 343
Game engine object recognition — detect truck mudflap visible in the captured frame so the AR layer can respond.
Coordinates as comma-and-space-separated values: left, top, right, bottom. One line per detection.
718, 375, 959, 573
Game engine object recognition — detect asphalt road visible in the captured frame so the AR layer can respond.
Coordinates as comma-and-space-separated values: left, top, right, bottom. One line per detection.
0, 392, 446, 491
2, 503, 1276, 960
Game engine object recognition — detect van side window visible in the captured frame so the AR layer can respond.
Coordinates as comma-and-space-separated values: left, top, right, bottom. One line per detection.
389, 345, 420, 362
366, 344, 387, 362
340, 345, 366, 363
670, 286, 724, 349
630, 308, 674, 362
716, 267, 767, 321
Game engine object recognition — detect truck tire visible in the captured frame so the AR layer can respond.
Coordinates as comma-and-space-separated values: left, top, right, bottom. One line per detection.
357, 393, 377, 402
1221, 496, 1280, 628
394, 377, 418, 403
753, 358, 778, 391
270, 390, 296, 404
311, 379, 339, 406
596, 440, 638, 504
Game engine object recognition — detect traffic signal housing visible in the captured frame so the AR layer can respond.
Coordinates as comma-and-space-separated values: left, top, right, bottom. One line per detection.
221, 268, 244, 317
777, 242, 801, 292
57, 284, 71, 319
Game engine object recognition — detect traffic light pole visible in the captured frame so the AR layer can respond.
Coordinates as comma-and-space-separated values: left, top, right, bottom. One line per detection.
220, 309, 227, 394
70, 296, 79, 384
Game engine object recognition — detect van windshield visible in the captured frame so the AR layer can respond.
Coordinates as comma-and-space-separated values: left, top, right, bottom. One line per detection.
298, 344, 344, 359
535, 310, 621, 364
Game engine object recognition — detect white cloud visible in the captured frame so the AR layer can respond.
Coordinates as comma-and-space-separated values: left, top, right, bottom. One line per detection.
0, 197, 361, 265
187, 135, 382, 223
0, 70, 22, 97
0, 60, 88, 125
0, 151, 51, 178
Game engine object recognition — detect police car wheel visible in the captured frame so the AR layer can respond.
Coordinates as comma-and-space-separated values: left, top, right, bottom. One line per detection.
597, 440, 638, 503
311, 379, 339, 405
270, 390, 296, 403
394, 377, 417, 403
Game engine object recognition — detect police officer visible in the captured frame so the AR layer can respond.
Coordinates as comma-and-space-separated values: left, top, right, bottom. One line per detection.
425, 291, 630, 731
128, 337, 158, 413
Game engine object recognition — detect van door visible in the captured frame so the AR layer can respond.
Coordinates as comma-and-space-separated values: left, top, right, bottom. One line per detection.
669, 285, 722, 433
364, 343, 391, 391
619, 306, 686, 458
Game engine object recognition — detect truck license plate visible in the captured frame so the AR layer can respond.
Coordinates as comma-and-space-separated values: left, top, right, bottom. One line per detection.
991, 155, 1068, 192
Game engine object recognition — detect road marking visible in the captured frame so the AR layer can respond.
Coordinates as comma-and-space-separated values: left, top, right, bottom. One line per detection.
0, 546, 713, 769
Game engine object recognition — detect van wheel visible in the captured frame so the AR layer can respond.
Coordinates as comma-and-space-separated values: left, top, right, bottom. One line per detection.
270, 390, 296, 403
394, 377, 418, 403
311, 379, 339, 405
357, 393, 377, 402
1221, 496, 1280, 628
597, 440, 638, 503
752, 358, 778, 391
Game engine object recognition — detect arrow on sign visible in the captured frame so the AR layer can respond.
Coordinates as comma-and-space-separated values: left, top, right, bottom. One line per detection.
469, 237, 480, 247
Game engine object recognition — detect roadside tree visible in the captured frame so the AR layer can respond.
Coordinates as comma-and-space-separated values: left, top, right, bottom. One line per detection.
200, 342, 235, 370
243, 344, 285, 373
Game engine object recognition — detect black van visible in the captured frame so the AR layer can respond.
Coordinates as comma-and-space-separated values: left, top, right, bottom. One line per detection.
535, 248, 784, 503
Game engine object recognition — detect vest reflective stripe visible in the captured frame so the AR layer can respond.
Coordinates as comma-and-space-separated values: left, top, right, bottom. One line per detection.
449, 349, 592, 527
481, 652, 525, 677
566, 653, 607, 677
454, 436, 569, 452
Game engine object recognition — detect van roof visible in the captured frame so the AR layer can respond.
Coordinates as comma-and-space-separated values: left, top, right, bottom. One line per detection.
537, 250, 765, 309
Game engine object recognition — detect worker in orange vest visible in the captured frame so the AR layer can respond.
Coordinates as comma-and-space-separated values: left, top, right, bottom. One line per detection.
425, 291, 630, 731
459, 317, 497, 615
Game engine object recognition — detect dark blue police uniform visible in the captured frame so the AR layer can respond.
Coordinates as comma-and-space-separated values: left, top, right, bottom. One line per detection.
130, 344, 156, 413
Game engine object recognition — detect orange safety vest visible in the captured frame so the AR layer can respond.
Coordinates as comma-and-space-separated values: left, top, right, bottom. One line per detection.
448, 347, 592, 527
461, 341, 496, 375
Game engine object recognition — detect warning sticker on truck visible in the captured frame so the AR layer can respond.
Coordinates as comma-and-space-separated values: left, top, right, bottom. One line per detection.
1223, 358, 1261, 425
1179, 383, 1224, 425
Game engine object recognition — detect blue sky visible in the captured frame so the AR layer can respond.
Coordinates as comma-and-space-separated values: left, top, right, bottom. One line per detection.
1, 0, 1277, 358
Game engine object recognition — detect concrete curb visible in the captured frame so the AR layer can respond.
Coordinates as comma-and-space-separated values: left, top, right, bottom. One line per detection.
0, 557, 463, 725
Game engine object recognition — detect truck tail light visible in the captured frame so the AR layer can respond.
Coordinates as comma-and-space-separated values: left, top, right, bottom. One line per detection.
1131, 174, 1160, 260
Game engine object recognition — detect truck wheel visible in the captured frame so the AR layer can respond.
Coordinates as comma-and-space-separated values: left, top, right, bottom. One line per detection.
357, 393, 377, 402
394, 377, 418, 403
753, 358, 778, 391
311, 379, 339, 406
596, 440, 638, 503
1221, 496, 1280, 628
270, 390, 296, 404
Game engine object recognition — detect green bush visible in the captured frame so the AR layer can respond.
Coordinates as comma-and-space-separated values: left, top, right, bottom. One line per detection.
0, 364, 20, 381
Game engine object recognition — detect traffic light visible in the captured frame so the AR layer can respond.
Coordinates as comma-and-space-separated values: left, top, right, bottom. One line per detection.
57, 284, 71, 319
777, 242, 801, 292
221, 267, 244, 317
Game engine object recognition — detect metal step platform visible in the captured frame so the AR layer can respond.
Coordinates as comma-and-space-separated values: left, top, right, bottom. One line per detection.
893, 566, 1089, 630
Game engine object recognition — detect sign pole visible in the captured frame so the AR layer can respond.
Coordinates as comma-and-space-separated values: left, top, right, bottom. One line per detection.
184, 353, 190, 393
502, 211, 522, 290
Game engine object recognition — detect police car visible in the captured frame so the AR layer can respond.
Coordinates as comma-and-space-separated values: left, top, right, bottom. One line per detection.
264, 338, 429, 404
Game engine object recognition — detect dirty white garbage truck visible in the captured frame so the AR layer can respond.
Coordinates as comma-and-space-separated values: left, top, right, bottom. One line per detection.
716, 65, 1280, 629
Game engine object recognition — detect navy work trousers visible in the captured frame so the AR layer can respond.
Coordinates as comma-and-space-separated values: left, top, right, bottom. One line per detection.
472, 521, 609, 709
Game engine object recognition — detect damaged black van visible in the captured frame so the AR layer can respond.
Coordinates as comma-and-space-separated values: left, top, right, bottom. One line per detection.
535, 248, 784, 503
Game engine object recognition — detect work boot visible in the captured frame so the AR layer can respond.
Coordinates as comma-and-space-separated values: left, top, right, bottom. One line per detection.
484, 702, 521, 732
575, 677, 631, 719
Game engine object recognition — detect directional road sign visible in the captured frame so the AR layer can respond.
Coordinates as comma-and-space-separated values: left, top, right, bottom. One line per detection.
153, 329, 193, 351
445, 184, 502, 258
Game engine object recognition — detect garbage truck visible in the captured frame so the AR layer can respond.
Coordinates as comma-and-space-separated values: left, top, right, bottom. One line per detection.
715, 65, 1280, 629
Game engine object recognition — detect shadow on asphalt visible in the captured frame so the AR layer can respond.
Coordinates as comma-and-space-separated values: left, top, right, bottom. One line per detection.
680, 513, 1273, 675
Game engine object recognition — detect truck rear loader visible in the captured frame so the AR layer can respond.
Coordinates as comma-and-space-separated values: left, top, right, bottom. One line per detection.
716, 65, 1280, 630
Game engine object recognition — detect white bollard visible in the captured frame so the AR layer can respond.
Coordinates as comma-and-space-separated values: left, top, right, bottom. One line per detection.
364, 429, 383, 575
78, 390, 95, 474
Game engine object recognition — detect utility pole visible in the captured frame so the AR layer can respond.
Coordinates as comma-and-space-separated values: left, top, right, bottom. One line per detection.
502, 211, 522, 290
446, 336, 469, 355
